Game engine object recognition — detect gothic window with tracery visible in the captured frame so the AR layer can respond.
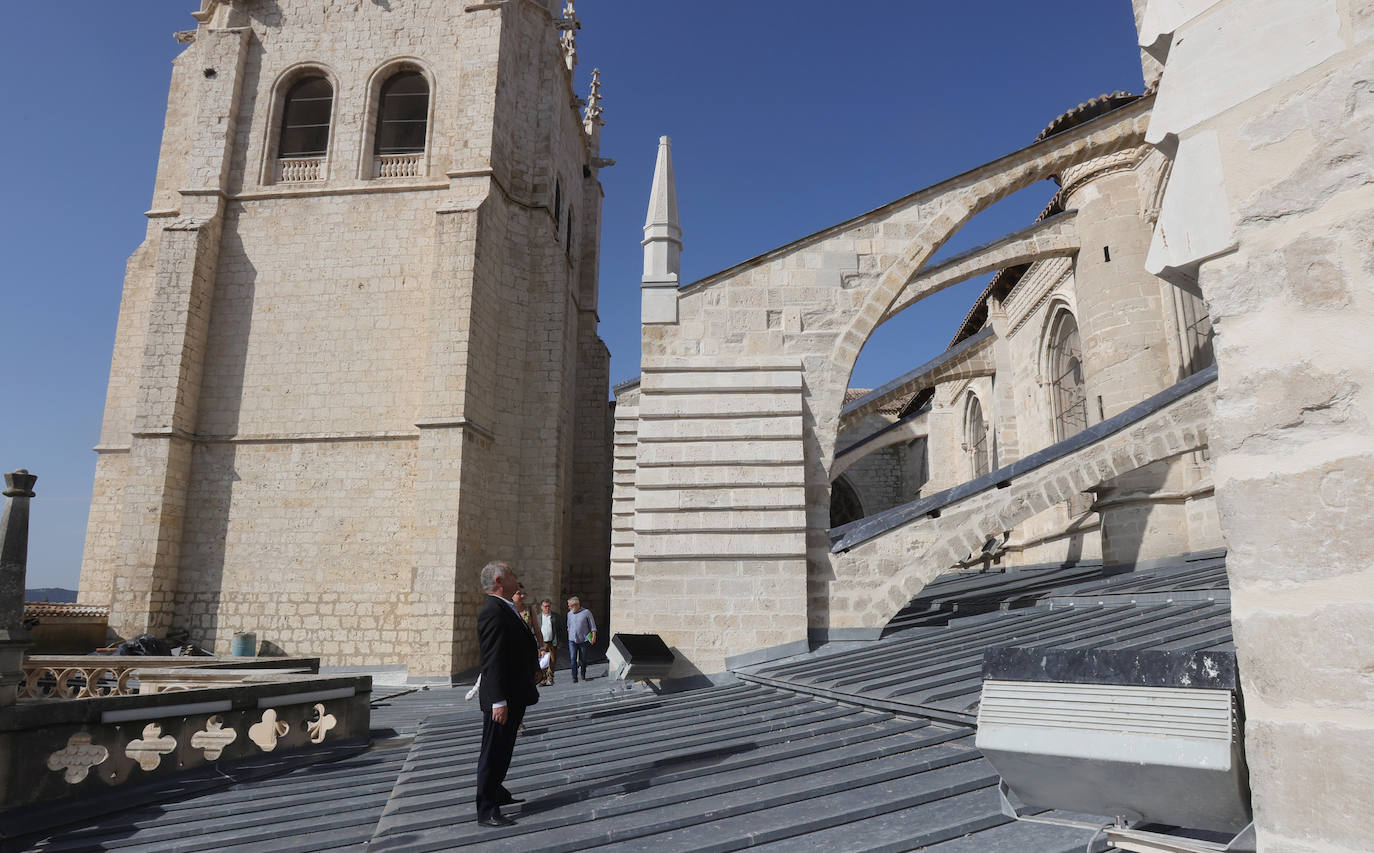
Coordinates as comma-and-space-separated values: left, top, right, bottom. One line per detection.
1048, 310, 1088, 441
966, 394, 991, 478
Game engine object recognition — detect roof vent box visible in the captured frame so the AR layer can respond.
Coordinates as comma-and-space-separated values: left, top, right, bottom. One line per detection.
975, 648, 1251, 834
608, 633, 675, 681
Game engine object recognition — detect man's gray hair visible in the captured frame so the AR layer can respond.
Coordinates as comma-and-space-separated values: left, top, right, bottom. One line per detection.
567, 595, 580, 606
480, 560, 512, 592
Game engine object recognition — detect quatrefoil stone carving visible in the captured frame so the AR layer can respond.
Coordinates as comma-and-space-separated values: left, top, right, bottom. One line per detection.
126, 723, 178, 771
307, 703, 338, 744
47, 732, 109, 783
191, 715, 238, 760
249, 709, 290, 752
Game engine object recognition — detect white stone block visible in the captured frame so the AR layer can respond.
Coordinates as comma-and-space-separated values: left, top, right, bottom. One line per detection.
642, 280, 679, 324
1145, 0, 1342, 144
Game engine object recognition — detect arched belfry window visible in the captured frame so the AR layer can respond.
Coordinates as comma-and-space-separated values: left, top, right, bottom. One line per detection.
830, 476, 864, 528
276, 75, 332, 182
374, 70, 429, 178
1048, 310, 1088, 441
965, 395, 991, 478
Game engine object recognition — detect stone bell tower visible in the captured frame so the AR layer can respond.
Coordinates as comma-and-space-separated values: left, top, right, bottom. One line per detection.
80, 0, 612, 678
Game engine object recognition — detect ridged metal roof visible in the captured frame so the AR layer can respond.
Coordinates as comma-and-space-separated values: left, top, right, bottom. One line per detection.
741, 552, 1231, 725
14, 553, 1230, 852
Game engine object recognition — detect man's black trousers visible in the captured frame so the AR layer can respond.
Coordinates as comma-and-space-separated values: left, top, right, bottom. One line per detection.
476, 704, 527, 819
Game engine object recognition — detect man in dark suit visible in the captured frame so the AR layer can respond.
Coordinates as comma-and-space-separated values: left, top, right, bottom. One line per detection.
475, 560, 540, 827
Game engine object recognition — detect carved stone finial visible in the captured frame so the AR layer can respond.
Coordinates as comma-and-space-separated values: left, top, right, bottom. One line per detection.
174, 29, 197, 45
584, 68, 604, 125
3, 470, 35, 499
559, 0, 579, 28
558, 0, 580, 71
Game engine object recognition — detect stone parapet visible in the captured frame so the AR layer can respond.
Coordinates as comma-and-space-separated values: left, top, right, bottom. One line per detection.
0, 672, 369, 813
19, 655, 321, 701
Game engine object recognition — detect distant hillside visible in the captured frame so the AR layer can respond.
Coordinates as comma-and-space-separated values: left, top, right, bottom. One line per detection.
24, 588, 78, 603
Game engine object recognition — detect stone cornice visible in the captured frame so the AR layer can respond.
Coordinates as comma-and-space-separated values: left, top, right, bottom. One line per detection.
130, 429, 422, 445
414, 417, 495, 442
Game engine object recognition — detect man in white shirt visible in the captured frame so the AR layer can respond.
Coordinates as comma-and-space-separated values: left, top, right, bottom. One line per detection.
536, 598, 561, 685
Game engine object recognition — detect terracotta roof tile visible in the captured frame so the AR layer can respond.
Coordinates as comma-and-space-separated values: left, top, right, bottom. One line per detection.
24, 602, 110, 619
843, 388, 917, 415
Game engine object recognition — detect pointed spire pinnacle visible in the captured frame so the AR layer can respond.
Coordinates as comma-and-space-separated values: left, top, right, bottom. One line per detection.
644, 137, 680, 237
584, 68, 604, 127
643, 136, 682, 280
641, 136, 683, 324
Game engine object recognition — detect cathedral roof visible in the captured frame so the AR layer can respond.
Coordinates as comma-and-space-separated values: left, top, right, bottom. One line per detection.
945, 189, 1070, 350
15, 551, 1232, 852
842, 387, 917, 415
23, 601, 109, 619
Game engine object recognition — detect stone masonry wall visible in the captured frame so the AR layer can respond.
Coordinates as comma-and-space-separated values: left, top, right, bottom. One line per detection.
624, 360, 809, 674
1138, 2, 1374, 848
835, 413, 917, 518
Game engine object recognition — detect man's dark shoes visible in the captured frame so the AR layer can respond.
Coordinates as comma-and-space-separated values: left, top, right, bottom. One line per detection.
496, 795, 524, 805
478, 814, 516, 827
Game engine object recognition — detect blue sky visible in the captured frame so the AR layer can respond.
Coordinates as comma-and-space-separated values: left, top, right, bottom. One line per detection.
1, 1, 1145, 591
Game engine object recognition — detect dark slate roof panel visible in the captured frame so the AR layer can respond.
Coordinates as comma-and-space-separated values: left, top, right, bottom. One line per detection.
23, 744, 409, 852
361, 681, 1108, 853
743, 554, 1235, 722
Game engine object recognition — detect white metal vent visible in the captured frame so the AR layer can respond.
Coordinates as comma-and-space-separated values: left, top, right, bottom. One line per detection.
979, 680, 1237, 743
976, 678, 1250, 832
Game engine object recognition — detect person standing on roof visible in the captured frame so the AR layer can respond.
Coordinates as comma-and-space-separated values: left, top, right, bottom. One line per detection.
474, 561, 539, 827
536, 597, 562, 685
566, 596, 597, 683
513, 584, 535, 632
